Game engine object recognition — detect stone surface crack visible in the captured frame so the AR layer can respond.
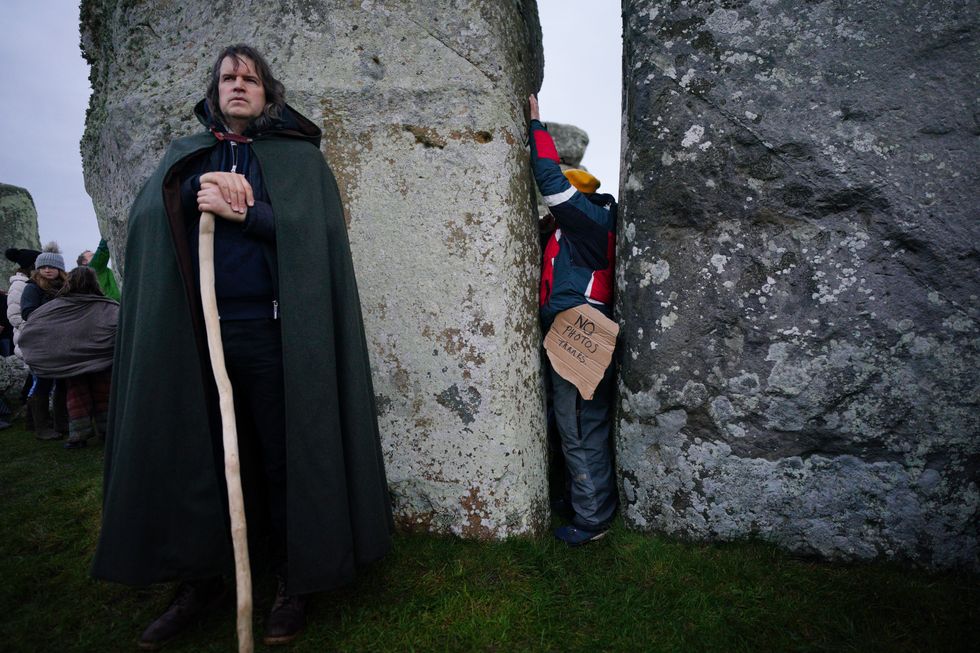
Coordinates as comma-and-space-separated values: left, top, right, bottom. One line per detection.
135, 21, 159, 40
644, 62, 845, 229
396, 10, 497, 87
649, 61, 776, 157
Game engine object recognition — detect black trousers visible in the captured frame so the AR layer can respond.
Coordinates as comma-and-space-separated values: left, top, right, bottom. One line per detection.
219, 318, 287, 577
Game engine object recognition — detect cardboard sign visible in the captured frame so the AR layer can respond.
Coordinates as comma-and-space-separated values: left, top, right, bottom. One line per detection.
544, 304, 619, 400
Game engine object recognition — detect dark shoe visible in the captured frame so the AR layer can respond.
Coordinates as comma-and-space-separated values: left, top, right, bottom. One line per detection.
554, 524, 609, 547
138, 579, 224, 650
263, 578, 306, 646
64, 440, 87, 450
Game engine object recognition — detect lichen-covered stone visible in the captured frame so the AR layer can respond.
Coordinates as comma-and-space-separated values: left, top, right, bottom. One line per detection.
81, 0, 548, 537
619, 0, 979, 569
0, 356, 28, 406
0, 184, 41, 251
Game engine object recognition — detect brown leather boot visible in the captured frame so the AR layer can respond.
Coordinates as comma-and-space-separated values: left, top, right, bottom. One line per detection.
52, 383, 69, 437
138, 578, 225, 650
30, 395, 60, 441
262, 577, 306, 646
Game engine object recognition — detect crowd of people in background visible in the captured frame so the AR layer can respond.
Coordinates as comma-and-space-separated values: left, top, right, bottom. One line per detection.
1, 239, 119, 449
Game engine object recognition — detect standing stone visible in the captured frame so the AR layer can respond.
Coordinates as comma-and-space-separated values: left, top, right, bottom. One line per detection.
619, 0, 979, 568
0, 184, 41, 251
546, 122, 589, 168
0, 184, 35, 407
81, 1, 548, 537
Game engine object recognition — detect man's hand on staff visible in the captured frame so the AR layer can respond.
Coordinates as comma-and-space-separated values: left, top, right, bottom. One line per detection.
529, 94, 541, 121
198, 171, 254, 222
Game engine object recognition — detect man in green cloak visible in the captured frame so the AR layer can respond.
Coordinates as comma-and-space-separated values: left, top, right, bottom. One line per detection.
93, 44, 393, 649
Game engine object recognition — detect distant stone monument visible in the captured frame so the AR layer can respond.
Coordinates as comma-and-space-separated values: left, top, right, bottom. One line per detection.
618, 0, 979, 569
80, 0, 549, 537
533, 121, 590, 217
0, 183, 37, 403
0, 183, 41, 251
546, 122, 589, 168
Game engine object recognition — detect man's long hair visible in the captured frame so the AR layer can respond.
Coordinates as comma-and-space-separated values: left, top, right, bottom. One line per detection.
205, 44, 286, 133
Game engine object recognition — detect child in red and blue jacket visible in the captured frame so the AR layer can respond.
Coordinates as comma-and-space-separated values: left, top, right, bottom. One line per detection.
529, 94, 618, 546
529, 100, 617, 330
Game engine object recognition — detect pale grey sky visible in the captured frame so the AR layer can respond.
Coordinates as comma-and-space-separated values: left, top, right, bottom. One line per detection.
0, 1, 96, 262
0, 1, 622, 267
537, 0, 622, 195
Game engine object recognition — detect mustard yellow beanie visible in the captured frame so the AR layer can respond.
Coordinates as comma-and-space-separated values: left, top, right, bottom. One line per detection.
563, 169, 601, 194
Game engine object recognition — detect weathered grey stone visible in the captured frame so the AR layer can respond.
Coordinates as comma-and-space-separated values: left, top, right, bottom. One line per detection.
546, 122, 589, 167
81, 1, 548, 537
0, 184, 41, 251
619, 0, 979, 569
0, 356, 28, 406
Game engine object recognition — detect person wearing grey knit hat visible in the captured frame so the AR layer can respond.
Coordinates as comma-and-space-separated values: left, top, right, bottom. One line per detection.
20, 242, 69, 441
34, 250, 66, 272
24, 243, 68, 319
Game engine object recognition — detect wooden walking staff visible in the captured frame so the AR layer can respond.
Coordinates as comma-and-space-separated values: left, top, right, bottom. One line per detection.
199, 211, 254, 653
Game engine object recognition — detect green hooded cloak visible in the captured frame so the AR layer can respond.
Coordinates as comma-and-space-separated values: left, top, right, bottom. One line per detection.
92, 104, 393, 595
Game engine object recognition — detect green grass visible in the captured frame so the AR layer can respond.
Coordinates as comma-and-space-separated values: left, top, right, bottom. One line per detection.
1, 422, 977, 652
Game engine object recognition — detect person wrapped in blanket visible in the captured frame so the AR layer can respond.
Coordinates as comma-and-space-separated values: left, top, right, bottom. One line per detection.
18, 266, 117, 449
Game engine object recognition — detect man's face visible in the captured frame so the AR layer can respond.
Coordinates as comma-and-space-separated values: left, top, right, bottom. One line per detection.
80, 251, 93, 265
217, 55, 266, 133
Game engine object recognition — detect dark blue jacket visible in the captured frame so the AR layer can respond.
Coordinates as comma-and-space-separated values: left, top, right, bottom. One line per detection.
529, 119, 617, 328
20, 280, 60, 322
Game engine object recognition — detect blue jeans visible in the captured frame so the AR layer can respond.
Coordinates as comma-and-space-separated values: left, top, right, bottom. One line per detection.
549, 362, 617, 530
